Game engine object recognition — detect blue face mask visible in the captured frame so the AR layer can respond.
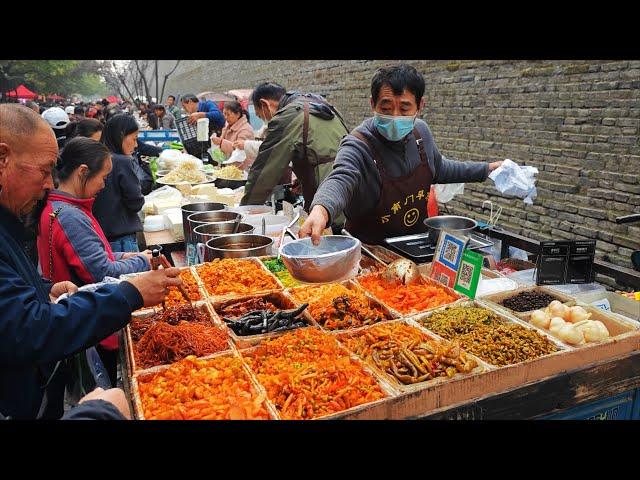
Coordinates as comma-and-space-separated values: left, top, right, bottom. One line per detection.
373, 113, 416, 142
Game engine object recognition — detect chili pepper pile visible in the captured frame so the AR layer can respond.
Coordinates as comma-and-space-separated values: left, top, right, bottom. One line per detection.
130, 305, 211, 342
196, 259, 280, 297
218, 297, 279, 318
134, 320, 229, 370
160, 269, 201, 307
289, 283, 389, 330
243, 328, 387, 419
223, 303, 309, 336
357, 272, 457, 315
262, 257, 301, 288
420, 306, 558, 367
138, 355, 271, 420
338, 322, 478, 386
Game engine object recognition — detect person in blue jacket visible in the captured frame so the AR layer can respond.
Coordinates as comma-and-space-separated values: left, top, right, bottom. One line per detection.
181, 93, 225, 130
61, 387, 131, 420
1, 387, 132, 420
0, 104, 183, 420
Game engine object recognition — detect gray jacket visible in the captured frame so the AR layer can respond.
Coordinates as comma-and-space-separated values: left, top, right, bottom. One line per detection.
310, 118, 490, 224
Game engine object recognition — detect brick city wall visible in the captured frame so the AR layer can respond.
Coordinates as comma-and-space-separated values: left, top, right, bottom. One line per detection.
161, 60, 640, 270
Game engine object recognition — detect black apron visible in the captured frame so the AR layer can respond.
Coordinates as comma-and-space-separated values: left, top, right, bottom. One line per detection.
345, 127, 434, 244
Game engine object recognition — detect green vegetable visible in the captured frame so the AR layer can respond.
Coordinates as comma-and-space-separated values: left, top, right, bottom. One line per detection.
149, 157, 158, 183
263, 258, 287, 274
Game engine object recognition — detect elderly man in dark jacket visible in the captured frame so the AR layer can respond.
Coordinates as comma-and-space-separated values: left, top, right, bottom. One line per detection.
0, 104, 183, 419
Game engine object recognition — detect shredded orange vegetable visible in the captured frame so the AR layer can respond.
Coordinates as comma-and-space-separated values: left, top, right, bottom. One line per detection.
195, 259, 280, 297
357, 272, 457, 314
138, 355, 271, 420
243, 328, 387, 419
289, 283, 390, 330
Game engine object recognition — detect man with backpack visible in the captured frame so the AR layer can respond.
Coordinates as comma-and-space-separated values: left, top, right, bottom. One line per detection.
240, 82, 349, 223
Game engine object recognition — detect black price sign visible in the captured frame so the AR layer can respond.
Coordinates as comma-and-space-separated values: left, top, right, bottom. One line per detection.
536, 240, 595, 285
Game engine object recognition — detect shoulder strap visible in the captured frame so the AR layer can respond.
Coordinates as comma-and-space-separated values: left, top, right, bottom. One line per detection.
302, 101, 310, 159
412, 126, 429, 165
350, 129, 387, 175
47, 205, 66, 281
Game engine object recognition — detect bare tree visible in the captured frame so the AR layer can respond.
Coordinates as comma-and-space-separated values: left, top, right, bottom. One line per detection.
99, 60, 183, 106
159, 60, 181, 103
134, 60, 153, 104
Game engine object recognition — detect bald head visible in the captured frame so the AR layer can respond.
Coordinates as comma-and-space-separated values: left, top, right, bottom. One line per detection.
0, 104, 54, 151
0, 104, 58, 218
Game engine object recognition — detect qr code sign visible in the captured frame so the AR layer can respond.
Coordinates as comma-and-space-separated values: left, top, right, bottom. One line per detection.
458, 261, 474, 289
443, 240, 460, 264
438, 273, 450, 286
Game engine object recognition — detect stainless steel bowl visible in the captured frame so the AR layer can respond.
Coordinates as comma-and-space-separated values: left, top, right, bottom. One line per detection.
187, 211, 242, 230
193, 222, 254, 240
182, 202, 226, 245
423, 215, 477, 245
279, 235, 361, 284
205, 234, 274, 260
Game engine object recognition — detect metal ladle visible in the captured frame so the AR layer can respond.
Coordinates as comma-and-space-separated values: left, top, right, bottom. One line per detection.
341, 229, 420, 285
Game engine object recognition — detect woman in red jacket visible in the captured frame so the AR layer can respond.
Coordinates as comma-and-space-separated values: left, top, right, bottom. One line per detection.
37, 137, 152, 386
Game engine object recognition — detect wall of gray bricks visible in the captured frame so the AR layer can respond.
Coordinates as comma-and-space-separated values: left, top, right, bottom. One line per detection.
161, 60, 640, 271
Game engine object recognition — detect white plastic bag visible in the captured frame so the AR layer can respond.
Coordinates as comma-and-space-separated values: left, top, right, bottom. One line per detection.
434, 183, 465, 203
143, 185, 183, 215
55, 277, 121, 303
208, 143, 227, 165
158, 150, 203, 170
223, 148, 247, 165
488, 158, 538, 205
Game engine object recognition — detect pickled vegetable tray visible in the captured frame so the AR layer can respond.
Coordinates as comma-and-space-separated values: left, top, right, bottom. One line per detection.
121, 256, 640, 420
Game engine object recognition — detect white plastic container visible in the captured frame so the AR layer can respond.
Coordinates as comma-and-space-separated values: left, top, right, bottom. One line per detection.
227, 205, 273, 216
143, 215, 165, 232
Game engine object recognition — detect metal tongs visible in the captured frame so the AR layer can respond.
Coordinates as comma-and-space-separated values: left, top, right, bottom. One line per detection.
150, 248, 194, 310
480, 200, 503, 231
277, 211, 300, 259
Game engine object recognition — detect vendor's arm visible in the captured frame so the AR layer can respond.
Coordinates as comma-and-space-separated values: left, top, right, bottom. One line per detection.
240, 113, 300, 205
56, 209, 150, 284
0, 257, 142, 366
309, 134, 365, 225
202, 101, 225, 130
420, 123, 490, 184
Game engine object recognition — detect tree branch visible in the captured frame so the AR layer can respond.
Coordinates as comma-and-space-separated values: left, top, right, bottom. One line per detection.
159, 60, 181, 103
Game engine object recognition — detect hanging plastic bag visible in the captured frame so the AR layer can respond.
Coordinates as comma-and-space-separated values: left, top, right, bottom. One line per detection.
434, 183, 465, 203
488, 158, 538, 205
208, 143, 227, 165
223, 148, 247, 165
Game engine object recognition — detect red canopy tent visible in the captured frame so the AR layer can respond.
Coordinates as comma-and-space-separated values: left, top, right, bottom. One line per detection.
5, 84, 38, 100
47, 94, 65, 101
106, 95, 121, 103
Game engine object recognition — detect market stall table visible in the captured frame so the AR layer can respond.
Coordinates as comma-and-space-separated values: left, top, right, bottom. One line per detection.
119, 228, 640, 420
141, 229, 184, 266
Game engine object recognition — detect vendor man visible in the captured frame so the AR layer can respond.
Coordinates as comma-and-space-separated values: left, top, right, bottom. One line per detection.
0, 104, 183, 419
240, 82, 349, 212
181, 93, 225, 131
300, 64, 503, 245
